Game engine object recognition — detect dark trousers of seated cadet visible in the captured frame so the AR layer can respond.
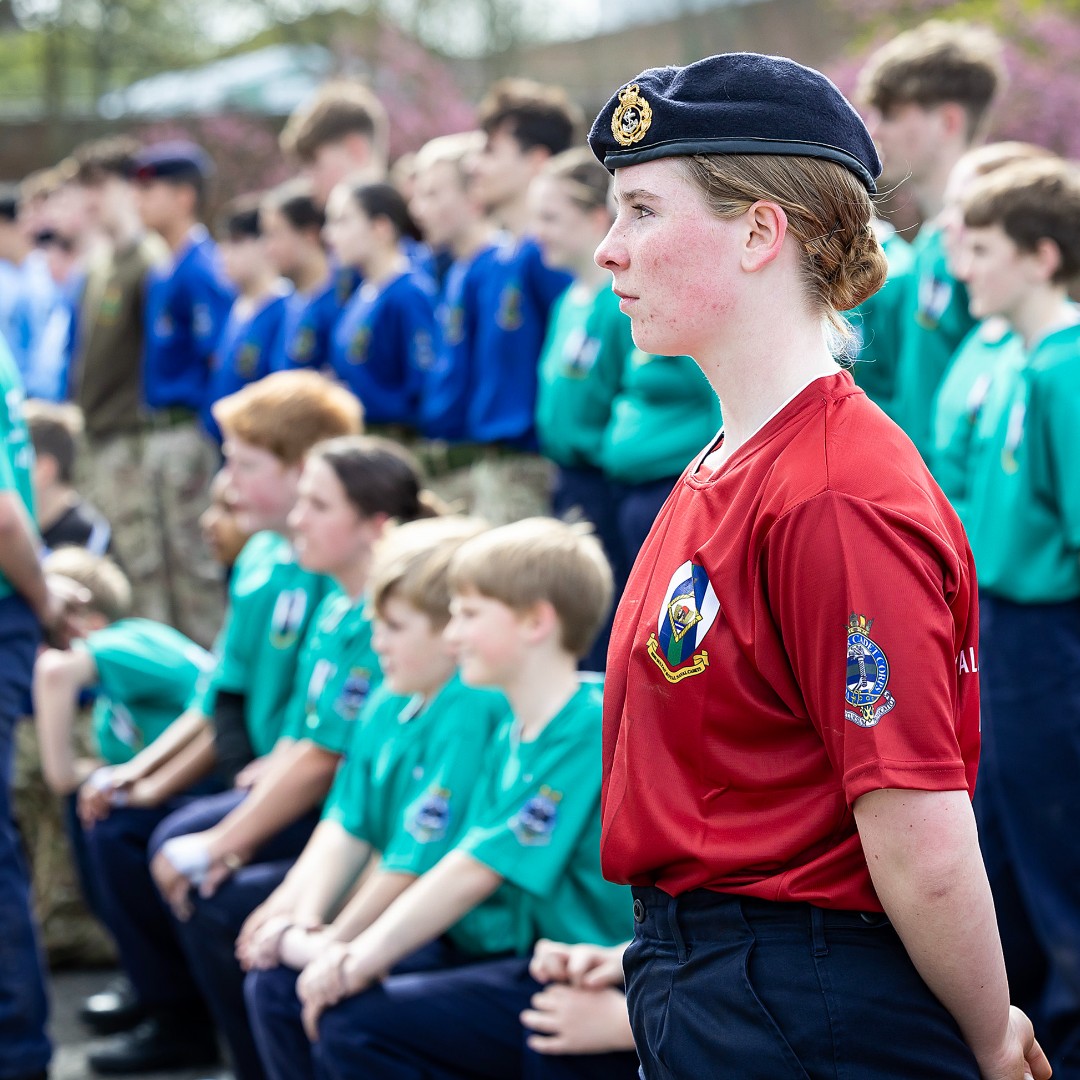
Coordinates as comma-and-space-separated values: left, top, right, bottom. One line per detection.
82, 787, 230, 1018
977, 594, 1080, 1079
0, 596, 50, 1080
552, 465, 628, 672
150, 794, 322, 1080
247, 950, 639, 1080
615, 476, 678, 579
627, 886, 982, 1080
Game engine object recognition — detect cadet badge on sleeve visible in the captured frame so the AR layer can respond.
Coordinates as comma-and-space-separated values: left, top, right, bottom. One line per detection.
646, 561, 720, 683
510, 787, 561, 846
269, 589, 309, 649
845, 614, 896, 728
407, 786, 452, 844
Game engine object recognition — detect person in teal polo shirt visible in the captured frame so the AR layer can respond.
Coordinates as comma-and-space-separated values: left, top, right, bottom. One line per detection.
847, 222, 915, 420
533, 148, 629, 659
600, 347, 722, 571
950, 158, 1080, 1078
857, 20, 1007, 462
0, 335, 84, 1080
291, 519, 636, 1080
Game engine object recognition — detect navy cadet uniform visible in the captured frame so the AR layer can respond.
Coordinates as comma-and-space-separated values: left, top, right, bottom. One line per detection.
0, 339, 50, 1080
131, 142, 235, 647
270, 266, 359, 374
329, 266, 437, 434
203, 286, 290, 442
591, 57, 986, 1079
462, 237, 571, 524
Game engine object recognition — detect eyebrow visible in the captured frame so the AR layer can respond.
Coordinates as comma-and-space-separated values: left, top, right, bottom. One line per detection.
615, 187, 663, 204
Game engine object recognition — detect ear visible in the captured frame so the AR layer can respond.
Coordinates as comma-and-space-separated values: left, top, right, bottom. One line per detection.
1032, 236, 1063, 283
741, 201, 788, 273
525, 145, 553, 177
937, 102, 970, 143
519, 598, 559, 645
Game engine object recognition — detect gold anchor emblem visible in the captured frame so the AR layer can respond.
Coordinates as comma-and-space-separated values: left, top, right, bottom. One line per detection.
611, 84, 652, 147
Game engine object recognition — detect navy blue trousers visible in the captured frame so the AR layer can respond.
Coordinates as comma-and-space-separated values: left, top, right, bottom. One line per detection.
977, 593, 1080, 1078
246, 947, 639, 1080
0, 595, 49, 1079
552, 465, 627, 672
627, 886, 981, 1079
151, 794, 320, 1080
616, 477, 677, 575
82, 788, 235, 1011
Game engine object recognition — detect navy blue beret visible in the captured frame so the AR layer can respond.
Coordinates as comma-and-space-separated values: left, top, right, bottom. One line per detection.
589, 53, 881, 193
130, 141, 214, 184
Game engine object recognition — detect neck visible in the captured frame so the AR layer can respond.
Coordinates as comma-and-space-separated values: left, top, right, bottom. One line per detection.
36, 486, 78, 532
450, 219, 496, 261
495, 195, 529, 239
361, 247, 408, 288
161, 219, 196, 253
241, 269, 280, 303
500, 648, 580, 740
107, 214, 143, 252
1011, 289, 1075, 350
912, 149, 964, 224
333, 548, 374, 602
699, 302, 838, 462
416, 664, 455, 707
293, 247, 330, 293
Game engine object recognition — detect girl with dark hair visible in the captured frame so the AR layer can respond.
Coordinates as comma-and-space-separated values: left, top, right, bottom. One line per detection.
324, 181, 438, 434
204, 194, 291, 440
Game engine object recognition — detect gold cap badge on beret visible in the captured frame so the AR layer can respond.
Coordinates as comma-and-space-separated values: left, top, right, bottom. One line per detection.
611, 84, 652, 147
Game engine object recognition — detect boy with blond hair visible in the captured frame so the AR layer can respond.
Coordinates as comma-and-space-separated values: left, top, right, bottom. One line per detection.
257, 518, 635, 1078
941, 157, 1080, 1076
77, 370, 360, 1074
858, 19, 1007, 459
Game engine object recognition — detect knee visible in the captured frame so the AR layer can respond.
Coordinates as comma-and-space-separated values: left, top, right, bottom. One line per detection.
245, 965, 300, 1024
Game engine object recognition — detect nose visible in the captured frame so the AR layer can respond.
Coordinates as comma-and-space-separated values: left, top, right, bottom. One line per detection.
594, 222, 627, 273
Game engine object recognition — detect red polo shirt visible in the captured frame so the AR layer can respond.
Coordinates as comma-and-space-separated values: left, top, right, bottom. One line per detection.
601, 370, 980, 911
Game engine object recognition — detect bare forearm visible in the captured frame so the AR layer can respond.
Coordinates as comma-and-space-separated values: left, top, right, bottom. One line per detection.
129, 710, 208, 780
34, 668, 81, 794
142, 727, 217, 802
207, 741, 338, 861
0, 494, 47, 618
855, 789, 1012, 1071
353, 851, 501, 972
328, 868, 416, 942
286, 823, 371, 926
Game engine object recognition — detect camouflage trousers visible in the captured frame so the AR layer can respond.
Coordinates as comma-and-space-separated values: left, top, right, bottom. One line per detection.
423, 448, 554, 526
14, 718, 115, 967
79, 423, 224, 648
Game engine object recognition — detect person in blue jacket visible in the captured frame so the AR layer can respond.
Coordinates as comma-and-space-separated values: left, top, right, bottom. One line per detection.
204, 196, 291, 440
129, 140, 234, 646
324, 182, 437, 437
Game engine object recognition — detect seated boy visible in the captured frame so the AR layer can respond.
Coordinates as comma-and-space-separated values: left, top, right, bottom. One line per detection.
78, 371, 360, 1075
248, 518, 637, 1079
33, 547, 210, 926
24, 400, 112, 555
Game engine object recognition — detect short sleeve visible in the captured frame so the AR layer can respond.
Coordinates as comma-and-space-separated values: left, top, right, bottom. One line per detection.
381, 698, 505, 877
457, 725, 603, 898
190, 262, 235, 358
763, 490, 971, 805
1035, 364, 1080, 550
